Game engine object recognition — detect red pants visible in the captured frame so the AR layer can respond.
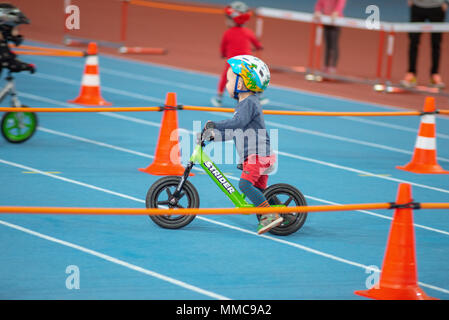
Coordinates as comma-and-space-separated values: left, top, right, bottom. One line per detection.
240, 154, 276, 190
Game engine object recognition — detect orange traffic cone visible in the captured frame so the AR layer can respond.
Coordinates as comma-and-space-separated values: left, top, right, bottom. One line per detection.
139, 92, 193, 176
397, 97, 448, 174
68, 42, 112, 106
354, 183, 437, 300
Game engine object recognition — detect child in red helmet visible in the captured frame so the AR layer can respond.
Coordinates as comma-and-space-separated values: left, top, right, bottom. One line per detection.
211, 1, 268, 107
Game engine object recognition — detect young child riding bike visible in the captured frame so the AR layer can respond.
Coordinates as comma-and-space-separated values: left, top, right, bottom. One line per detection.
202, 55, 281, 235
0, 3, 35, 75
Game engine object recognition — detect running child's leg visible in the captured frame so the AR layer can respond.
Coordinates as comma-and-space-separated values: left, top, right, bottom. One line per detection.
211, 64, 229, 107
218, 64, 229, 96
239, 178, 269, 207
239, 158, 282, 234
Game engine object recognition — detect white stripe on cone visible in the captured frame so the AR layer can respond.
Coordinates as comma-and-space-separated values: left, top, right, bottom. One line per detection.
86, 56, 99, 66
415, 136, 436, 150
421, 114, 436, 124
81, 74, 100, 86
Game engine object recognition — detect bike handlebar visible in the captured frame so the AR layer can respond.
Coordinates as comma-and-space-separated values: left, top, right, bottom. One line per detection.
198, 127, 214, 146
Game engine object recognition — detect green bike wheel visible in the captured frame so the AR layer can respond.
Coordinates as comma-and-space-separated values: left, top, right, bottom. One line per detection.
1, 107, 38, 143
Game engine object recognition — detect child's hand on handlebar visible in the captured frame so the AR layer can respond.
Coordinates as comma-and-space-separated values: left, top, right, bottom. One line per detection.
204, 120, 215, 129
202, 120, 215, 142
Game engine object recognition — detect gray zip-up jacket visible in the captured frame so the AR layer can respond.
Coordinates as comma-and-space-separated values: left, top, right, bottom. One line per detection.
411, 0, 447, 8
212, 94, 272, 163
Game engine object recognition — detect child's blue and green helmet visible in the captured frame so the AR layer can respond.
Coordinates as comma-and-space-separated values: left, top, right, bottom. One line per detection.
227, 55, 270, 98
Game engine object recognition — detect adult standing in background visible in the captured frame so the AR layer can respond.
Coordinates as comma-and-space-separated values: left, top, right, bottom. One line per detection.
313, 0, 347, 76
401, 0, 448, 89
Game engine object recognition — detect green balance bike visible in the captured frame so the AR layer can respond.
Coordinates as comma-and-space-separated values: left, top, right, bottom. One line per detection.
1, 72, 38, 143
146, 130, 308, 236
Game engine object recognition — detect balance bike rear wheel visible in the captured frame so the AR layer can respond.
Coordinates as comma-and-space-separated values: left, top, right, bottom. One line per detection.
257, 183, 308, 236
146, 176, 200, 229
1, 105, 38, 143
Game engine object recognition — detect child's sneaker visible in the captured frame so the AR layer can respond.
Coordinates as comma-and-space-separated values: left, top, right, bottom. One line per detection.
257, 213, 283, 235
323, 67, 336, 81
430, 74, 445, 89
328, 67, 337, 75
400, 72, 417, 88
211, 96, 223, 107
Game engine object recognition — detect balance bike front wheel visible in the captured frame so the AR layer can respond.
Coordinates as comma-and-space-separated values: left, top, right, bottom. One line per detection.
146, 176, 200, 229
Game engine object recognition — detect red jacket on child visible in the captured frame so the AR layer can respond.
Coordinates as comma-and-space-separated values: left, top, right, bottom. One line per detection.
220, 26, 262, 59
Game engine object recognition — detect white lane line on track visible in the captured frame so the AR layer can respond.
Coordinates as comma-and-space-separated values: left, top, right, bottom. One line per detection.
0, 218, 230, 300
207, 110, 449, 162
276, 150, 449, 195
36, 126, 449, 236
266, 102, 449, 140
23, 72, 449, 163
27, 54, 449, 123
303, 194, 449, 236
1, 157, 448, 295
17, 90, 449, 197
31, 73, 164, 103
17, 92, 449, 196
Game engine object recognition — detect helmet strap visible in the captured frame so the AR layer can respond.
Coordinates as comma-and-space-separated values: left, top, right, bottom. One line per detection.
233, 74, 250, 100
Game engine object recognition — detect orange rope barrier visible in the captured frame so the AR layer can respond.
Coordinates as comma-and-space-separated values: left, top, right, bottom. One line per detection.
182, 105, 444, 117
182, 105, 234, 113
420, 203, 449, 209
0, 107, 162, 113
0, 202, 448, 215
1, 105, 448, 117
0, 203, 393, 215
261, 110, 422, 116
9, 44, 78, 52
9, 44, 85, 57
12, 51, 85, 57
129, 0, 223, 14
9, 45, 82, 53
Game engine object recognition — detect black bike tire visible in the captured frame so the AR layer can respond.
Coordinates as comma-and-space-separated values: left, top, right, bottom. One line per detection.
146, 176, 199, 229
258, 183, 308, 236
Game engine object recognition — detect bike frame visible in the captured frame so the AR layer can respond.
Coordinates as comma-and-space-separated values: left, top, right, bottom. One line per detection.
0, 73, 21, 107
172, 142, 283, 210
192, 143, 253, 208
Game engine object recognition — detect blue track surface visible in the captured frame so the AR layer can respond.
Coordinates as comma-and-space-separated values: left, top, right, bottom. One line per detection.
1, 40, 448, 300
